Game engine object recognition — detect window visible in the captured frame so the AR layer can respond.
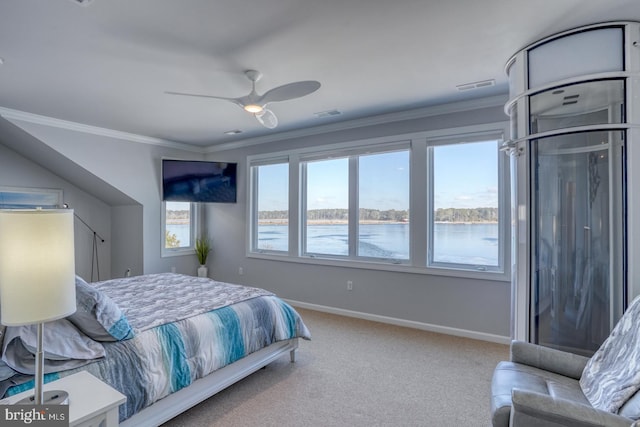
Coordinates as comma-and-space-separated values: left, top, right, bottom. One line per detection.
428, 139, 501, 271
252, 162, 289, 252
358, 150, 410, 260
162, 201, 196, 256
304, 157, 349, 256
301, 147, 410, 261
247, 123, 508, 278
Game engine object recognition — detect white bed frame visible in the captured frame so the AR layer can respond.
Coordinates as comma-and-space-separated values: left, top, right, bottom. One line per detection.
121, 338, 299, 427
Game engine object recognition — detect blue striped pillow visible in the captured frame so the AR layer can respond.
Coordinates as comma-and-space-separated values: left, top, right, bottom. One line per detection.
67, 276, 134, 341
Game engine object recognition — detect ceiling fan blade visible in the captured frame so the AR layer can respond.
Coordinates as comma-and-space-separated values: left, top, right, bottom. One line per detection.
166, 73, 319, 129
259, 81, 321, 104
165, 90, 233, 101
165, 91, 248, 109
255, 109, 278, 129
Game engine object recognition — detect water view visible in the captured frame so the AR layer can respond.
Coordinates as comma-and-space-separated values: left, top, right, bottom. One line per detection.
257, 222, 499, 265
168, 221, 499, 266
166, 223, 191, 247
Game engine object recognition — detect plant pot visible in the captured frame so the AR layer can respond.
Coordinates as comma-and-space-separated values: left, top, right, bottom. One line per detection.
197, 265, 208, 278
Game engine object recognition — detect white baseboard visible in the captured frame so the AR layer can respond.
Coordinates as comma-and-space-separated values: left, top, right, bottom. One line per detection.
285, 299, 510, 345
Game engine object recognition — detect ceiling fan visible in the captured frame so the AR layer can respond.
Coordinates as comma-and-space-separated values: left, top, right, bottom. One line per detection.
166, 70, 321, 129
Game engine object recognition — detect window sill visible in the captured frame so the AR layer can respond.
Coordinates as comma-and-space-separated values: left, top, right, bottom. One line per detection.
161, 248, 195, 258
246, 251, 510, 282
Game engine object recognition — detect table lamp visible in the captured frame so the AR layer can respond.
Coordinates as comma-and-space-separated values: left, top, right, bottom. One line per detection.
0, 209, 76, 405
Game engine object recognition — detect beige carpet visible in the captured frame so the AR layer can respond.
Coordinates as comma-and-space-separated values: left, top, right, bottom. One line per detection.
161, 308, 509, 427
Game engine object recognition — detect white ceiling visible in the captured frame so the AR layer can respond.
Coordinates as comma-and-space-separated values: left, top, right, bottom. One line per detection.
0, 0, 638, 149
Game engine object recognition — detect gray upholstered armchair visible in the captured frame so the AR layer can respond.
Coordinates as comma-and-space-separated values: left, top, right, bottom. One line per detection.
492, 296, 640, 426
491, 341, 638, 426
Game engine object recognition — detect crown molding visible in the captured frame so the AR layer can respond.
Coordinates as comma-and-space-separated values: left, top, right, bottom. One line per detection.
205, 94, 508, 153
0, 107, 205, 153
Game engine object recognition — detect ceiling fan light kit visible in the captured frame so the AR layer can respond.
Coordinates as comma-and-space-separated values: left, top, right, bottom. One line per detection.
255, 109, 278, 129
243, 104, 264, 113
166, 70, 321, 129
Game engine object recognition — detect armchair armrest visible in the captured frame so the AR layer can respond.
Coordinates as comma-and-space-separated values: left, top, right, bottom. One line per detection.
510, 340, 589, 380
511, 388, 634, 427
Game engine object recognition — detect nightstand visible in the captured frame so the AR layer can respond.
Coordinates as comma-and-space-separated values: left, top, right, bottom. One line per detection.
1, 371, 126, 427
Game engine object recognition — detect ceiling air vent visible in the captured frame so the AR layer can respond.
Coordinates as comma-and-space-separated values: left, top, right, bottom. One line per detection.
314, 109, 342, 118
456, 79, 496, 91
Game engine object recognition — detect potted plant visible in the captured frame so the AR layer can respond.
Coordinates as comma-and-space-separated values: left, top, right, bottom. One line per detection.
195, 236, 212, 277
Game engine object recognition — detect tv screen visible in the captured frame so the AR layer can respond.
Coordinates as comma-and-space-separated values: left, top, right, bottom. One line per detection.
162, 159, 237, 203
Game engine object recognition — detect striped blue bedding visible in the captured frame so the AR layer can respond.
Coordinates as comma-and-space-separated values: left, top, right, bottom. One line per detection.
5, 278, 310, 422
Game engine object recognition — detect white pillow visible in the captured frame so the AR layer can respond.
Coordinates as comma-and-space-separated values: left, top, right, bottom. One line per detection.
67, 276, 133, 341
2, 319, 105, 375
17, 319, 105, 361
580, 295, 640, 413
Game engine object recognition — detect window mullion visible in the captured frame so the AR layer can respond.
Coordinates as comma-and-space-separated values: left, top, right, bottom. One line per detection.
191, 202, 198, 244
289, 154, 300, 256
299, 161, 308, 256
411, 139, 428, 267
426, 144, 435, 267
249, 166, 258, 252
349, 156, 358, 258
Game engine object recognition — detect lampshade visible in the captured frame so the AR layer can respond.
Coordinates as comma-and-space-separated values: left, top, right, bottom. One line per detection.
0, 209, 76, 326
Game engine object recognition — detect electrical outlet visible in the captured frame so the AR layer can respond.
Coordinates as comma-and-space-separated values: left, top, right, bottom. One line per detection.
239, 267, 244, 275
347, 280, 353, 291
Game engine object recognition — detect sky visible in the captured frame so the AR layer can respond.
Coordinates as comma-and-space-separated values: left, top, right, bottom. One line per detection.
433, 140, 498, 209
257, 140, 499, 211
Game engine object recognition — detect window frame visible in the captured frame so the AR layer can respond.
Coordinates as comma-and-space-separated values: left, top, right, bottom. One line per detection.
300, 154, 352, 259
249, 157, 291, 255
298, 145, 412, 263
425, 132, 506, 273
161, 201, 199, 257
246, 122, 510, 281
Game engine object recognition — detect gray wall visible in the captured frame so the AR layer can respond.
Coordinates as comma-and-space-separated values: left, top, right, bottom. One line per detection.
0, 141, 113, 281
2, 117, 203, 278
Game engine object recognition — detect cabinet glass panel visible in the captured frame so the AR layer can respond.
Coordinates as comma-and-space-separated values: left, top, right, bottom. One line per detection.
531, 130, 624, 355
508, 103, 518, 140
529, 79, 624, 135
527, 27, 623, 88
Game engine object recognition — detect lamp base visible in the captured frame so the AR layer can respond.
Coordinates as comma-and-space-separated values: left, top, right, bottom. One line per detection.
16, 390, 69, 405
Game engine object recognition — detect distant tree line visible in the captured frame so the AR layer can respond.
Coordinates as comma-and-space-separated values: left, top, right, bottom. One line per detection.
358, 209, 407, 222
258, 207, 497, 222
166, 209, 189, 221
434, 207, 497, 222
258, 210, 289, 220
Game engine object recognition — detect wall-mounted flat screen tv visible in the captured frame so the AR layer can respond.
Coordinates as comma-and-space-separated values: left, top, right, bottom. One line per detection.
162, 159, 237, 203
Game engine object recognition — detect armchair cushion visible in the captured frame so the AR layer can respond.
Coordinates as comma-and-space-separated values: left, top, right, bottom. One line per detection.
510, 388, 634, 427
492, 360, 591, 427
580, 296, 640, 414
511, 340, 589, 379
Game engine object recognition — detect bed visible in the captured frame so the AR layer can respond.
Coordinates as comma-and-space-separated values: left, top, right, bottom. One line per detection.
0, 273, 311, 426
